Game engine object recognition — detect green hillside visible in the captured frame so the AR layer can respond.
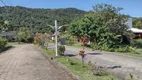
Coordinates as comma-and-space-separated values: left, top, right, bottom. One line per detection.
0, 6, 86, 33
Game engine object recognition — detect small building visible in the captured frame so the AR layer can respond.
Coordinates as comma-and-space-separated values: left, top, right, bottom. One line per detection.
130, 28, 142, 39
127, 18, 142, 39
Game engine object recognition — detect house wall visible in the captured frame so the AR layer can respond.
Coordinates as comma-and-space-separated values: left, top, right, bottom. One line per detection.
133, 33, 142, 39
140, 34, 142, 38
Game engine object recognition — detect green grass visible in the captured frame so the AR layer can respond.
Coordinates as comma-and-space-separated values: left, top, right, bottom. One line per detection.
56, 57, 120, 80
40, 48, 56, 57
135, 49, 142, 54
40, 47, 120, 80
8, 42, 24, 46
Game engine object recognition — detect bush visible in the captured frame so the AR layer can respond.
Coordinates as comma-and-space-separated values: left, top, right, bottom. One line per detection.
128, 46, 139, 54
66, 40, 74, 46
17, 27, 32, 43
90, 42, 100, 51
131, 39, 142, 48
34, 33, 50, 48
0, 37, 7, 50
60, 34, 75, 46
58, 45, 65, 55
114, 46, 130, 52
90, 42, 131, 52
34, 38, 38, 45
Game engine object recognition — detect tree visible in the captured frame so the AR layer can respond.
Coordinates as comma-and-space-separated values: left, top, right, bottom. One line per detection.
17, 27, 31, 43
69, 3, 131, 52
0, 20, 9, 31
0, 6, 86, 33
133, 18, 142, 28
0, 37, 7, 50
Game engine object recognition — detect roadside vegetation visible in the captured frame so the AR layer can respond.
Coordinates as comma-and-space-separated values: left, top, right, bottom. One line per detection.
0, 20, 33, 51
34, 32, 120, 80
8, 42, 24, 45
72, 43, 142, 58
0, 37, 8, 52
40, 47, 120, 80
61, 3, 142, 58
68, 3, 132, 52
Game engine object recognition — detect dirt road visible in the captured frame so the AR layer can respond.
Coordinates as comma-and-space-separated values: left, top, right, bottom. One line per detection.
64, 46, 142, 80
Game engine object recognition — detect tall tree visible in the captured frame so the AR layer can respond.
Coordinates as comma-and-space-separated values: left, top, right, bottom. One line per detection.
17, 27, 31, 43
69, 4, 131, 51
133, 18, 142, 28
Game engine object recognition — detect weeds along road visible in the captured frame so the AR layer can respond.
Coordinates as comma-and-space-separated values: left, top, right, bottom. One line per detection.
65, 45, 142, 80
48, 43, 142, 80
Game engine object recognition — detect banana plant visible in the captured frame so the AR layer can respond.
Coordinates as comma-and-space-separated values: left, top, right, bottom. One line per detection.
0, 21, 9, 32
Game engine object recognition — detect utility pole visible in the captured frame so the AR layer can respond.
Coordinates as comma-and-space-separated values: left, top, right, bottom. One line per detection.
55, 20, 58, 56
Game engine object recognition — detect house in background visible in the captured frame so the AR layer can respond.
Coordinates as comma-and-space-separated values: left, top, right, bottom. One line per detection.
130, 28, 142, 39
127, 18, 142, 39
0, 31, 17, 41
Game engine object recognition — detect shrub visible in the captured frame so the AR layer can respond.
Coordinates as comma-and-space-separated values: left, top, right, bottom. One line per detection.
58, 45, 65, 55
34, 37, 38, 45
0, 37, 7, 50
66, 40, 74, 46
60, 34, 75, 46
90, 42, 100, 51
131, 39, 142, 48
17, 27, 32, 43
90, 42, 132, 52
34, 33, 50, 48
88, 61, 107, 76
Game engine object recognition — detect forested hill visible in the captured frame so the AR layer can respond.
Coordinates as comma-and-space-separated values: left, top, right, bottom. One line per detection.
0, 6, 86, 33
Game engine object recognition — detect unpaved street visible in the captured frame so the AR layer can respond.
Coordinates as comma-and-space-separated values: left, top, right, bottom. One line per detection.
0, 44, 77, 80
64, 46, 142, 80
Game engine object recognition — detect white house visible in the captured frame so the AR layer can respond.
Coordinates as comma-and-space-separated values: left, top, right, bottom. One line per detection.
127, 18, 142, 38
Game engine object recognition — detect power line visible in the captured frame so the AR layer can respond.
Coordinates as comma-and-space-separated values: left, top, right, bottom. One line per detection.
4, 0, 11, 6
0, 0, 7, 6
4, 0, 10, 6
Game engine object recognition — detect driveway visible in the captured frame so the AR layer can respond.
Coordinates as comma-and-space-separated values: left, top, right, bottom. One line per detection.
0, 44, 77, 80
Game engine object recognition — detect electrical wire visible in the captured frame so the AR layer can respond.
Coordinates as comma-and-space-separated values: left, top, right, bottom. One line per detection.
0, 0, 7, 6
4, 0, 10, 6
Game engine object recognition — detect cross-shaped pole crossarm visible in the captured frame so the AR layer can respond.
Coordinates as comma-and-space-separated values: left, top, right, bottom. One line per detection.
46, 21, 68, 56
46, 24, 54, 29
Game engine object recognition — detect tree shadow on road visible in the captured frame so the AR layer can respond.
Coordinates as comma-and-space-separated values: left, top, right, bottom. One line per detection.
86, 53, 102, 55
0, 46, 14, 54
107, 65, 122, 69
64, 54, 76, 57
